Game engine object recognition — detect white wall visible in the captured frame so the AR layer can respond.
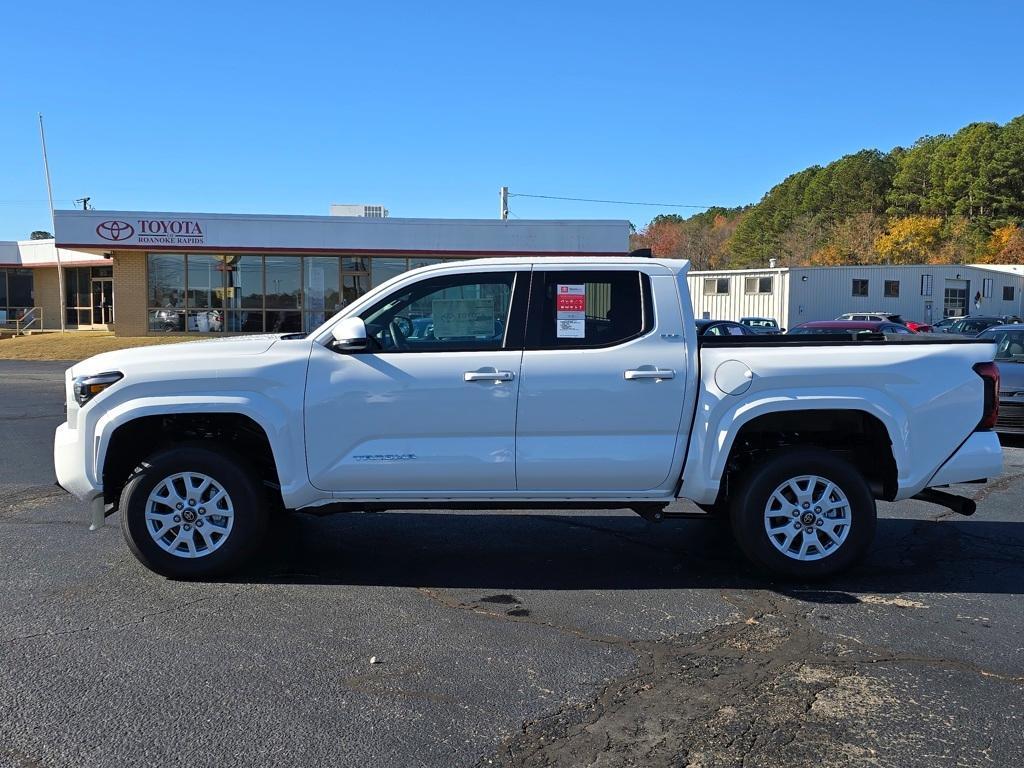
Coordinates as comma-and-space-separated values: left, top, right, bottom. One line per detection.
787, 264, 1024, 325
687, 269, 791, 327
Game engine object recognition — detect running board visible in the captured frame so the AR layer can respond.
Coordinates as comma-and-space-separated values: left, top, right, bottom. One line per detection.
912, 488, 976, 517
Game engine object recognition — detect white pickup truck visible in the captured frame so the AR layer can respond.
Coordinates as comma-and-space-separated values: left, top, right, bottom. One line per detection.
54, 257, 1004, 579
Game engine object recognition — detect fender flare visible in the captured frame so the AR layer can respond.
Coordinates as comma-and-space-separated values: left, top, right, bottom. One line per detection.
681, 390, 907, 504
89, 394, 311, 507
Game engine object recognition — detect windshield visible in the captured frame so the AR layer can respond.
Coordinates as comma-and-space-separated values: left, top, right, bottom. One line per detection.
978, 328, 1024, 361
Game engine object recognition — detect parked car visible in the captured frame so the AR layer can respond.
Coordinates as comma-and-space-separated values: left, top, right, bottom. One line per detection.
976, 324, 1024, 434
945, 316, 1006, 336
148, 309, 223, 333
932, 316, 966, 333
55, 256, 1002, 580
836, 312, 906, 324
789, 320, 914, 335
834, 311, 930, 331
739, 317, 784, 334
695, 319, 756, 336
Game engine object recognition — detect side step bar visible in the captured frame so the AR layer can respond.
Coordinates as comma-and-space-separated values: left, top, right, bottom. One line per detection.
912, 488, 976, 517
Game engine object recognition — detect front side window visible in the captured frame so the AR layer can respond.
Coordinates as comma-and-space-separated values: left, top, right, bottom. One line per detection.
360, 271, 518, 352
527, 270, 651, 350
852, 279, 869, 297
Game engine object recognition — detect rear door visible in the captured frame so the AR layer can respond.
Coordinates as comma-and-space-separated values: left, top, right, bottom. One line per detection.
515, 265, 690, 492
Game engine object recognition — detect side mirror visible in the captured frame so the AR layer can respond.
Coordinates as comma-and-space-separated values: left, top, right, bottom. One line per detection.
330, 317, 369, 352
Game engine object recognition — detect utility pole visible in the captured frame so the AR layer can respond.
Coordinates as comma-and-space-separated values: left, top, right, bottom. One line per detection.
500, 186, 509, 220
38, 114, 66, 333
75, 197, 91, 210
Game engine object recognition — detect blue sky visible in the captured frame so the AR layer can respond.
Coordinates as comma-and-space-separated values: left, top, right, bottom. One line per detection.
2, 0, 1023, 240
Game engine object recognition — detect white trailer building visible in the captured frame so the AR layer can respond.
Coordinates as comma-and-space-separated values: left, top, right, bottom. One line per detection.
688, 263, 1024, 329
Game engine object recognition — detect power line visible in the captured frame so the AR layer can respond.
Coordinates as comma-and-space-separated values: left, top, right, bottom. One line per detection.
0, 198, 77, 205
508, 192, 716, 209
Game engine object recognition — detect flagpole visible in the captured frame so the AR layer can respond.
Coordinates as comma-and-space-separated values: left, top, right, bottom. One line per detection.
39, 113, 66, 333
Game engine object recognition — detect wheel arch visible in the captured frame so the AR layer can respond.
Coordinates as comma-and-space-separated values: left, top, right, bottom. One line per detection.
681, 394, 905, 505
94, 399, 300, 510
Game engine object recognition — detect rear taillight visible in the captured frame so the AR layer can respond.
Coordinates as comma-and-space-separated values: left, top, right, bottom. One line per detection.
973, 362, 1000, 430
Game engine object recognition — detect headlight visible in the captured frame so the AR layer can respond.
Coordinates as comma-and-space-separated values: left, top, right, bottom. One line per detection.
73, 372, 123, 406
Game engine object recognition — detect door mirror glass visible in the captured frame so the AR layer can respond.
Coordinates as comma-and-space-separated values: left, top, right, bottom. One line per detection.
331, 317, 369, 351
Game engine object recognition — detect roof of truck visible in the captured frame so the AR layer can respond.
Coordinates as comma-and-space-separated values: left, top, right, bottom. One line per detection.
421, 255, 691, 274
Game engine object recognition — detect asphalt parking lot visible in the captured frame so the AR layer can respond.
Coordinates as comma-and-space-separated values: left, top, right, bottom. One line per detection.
1, 359, 1022, 768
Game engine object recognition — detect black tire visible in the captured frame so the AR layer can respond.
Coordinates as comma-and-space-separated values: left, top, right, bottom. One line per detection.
728, 447, 876, 579
120, 444, 269, 579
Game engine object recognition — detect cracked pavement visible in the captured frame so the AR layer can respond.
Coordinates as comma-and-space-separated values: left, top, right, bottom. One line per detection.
1, 360, 1022, 767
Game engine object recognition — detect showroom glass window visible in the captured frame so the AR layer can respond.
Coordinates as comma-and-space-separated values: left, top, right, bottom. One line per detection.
304, 257, 341, 329
147, 254, 186, 331
146, 253, 461, 334
0, 269, 35, 323
186, 255, 227, 333
264, 256, 303, 333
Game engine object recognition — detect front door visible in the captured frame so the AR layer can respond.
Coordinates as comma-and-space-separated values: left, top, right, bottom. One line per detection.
516, 267, 690, 492
304, 267, 528, 493
91, 278, 114, 326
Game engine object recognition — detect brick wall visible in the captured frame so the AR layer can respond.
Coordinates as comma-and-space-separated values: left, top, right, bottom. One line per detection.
34, 268, 61, 330
112, 251, 149, 337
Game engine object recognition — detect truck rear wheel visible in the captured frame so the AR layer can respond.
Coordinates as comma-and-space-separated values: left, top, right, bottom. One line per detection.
120, 444, 268, 579
728, 448, 876, 578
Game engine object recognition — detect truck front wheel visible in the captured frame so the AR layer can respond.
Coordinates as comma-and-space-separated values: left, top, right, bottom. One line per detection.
729, 448, 876, 578
120, 445, 269, 579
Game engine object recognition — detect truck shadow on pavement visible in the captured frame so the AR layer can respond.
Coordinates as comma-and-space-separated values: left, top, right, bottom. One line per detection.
252, 510, 1024, 597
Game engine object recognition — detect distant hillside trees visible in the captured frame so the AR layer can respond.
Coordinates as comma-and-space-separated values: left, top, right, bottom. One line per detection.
630, 114, 1024, 268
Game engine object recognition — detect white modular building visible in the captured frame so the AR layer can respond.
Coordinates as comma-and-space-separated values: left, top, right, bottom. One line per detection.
688, 263, 1024, 329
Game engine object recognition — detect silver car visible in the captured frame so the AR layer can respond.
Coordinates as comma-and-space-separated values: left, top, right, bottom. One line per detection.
977, 325, 1024, 434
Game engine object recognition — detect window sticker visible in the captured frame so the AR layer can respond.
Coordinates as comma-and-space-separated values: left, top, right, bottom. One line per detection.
432, 298, 495, 338
556, 284, 586, 338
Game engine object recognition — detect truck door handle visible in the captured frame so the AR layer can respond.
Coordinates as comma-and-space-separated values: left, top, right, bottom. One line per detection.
464, 369, 515, 382
624, 368, 675, 380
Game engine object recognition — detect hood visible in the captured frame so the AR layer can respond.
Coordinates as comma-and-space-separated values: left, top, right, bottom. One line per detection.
996, 359, 1024, 394
70, 334, 285, 377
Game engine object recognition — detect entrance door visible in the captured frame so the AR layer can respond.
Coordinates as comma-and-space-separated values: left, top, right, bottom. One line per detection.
516, 267, 690, 492
91, 278, 114, 326
304, 267, 529, 493
944, 280, 967, 318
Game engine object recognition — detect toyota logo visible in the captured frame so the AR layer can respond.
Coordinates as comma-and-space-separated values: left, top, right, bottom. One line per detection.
96, 220, 135, 241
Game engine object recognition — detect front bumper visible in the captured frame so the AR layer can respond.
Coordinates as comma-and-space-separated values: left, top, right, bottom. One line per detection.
927, 431, 1004, 487
54, 421, 101, 501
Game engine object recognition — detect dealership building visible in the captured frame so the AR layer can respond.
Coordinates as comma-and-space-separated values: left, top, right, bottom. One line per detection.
43, 209, 629, 336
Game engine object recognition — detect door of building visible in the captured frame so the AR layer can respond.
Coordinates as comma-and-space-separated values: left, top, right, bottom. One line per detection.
943, 280, 968, 318
91, 278, 114, 327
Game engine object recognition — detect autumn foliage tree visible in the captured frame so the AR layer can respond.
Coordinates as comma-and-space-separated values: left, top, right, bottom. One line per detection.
874, 216, 943, 264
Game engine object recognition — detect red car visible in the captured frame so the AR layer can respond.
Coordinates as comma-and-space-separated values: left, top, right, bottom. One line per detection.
788, 320, 916, 335
904, 320, 933, 333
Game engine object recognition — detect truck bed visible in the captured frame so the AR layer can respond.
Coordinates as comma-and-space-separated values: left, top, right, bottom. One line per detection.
698, 333, 995, 348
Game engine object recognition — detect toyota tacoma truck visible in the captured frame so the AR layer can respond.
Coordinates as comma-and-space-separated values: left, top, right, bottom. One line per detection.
54, 257, 1004, 579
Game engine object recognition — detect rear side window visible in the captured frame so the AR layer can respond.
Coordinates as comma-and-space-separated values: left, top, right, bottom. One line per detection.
527, 270, 653, 349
